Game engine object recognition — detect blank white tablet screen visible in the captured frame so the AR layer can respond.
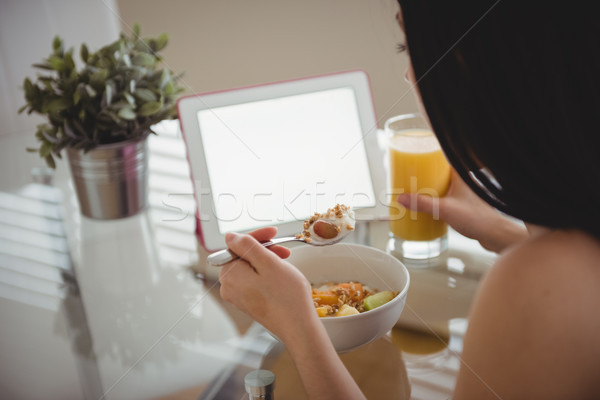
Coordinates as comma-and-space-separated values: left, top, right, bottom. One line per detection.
197, 86, 375, 233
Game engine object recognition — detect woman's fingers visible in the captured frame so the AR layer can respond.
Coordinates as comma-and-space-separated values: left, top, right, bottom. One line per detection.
229, 227, 291, 260
219, 259, 254, 312
248, 227, 291, 258
267, 245, 291, 259
225, 232, 281, 269
397, 193, 442, 219
247, 226, 278, 242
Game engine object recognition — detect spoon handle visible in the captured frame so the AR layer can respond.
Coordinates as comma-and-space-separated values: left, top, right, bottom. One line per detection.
207, 236, 301, 266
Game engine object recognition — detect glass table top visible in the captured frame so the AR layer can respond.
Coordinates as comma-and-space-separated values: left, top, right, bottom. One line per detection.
0, 124, 497, 399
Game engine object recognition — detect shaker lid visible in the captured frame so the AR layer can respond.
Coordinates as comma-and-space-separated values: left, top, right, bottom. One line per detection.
244, 369, 275, 396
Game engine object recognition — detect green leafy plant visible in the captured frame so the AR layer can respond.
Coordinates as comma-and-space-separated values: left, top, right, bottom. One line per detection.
20, 24, 185, 168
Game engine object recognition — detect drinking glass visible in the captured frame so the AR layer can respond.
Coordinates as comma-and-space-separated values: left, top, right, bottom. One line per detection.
386, 114, 451, 259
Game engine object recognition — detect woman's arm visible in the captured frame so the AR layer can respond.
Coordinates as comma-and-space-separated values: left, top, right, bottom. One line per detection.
397, 169, 528, 253
219, 229, 366, 399
280, 315, 366, 400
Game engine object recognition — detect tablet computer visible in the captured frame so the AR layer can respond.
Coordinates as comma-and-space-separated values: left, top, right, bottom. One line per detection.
178, 70, 387, 251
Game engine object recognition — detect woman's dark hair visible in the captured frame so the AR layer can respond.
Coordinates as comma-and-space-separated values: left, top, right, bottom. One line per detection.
398, 1, 600, 238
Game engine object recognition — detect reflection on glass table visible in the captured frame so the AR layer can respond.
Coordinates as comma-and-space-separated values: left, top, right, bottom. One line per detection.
48, 123, 250, 400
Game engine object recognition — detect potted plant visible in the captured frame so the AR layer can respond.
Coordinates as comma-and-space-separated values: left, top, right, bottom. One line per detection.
20, 24, 184, 219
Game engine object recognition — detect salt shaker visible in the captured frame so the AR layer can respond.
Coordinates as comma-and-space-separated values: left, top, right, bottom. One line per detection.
244, 369, 275, 400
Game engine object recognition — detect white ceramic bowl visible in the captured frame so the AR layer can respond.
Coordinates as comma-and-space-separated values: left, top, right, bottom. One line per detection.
287, 243, 410, 353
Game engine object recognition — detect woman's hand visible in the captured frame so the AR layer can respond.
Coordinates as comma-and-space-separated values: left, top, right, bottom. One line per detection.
218, 227, 317, 343
397, 169, 528, 253
219, 227, 366, 399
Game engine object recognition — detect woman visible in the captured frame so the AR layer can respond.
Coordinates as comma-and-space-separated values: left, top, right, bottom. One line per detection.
219, 1, 600, 398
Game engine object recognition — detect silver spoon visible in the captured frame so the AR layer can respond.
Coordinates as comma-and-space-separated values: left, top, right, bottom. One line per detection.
207, 221, 350, 266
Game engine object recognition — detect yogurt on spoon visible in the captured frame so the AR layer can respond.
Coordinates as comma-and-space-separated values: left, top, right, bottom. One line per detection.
296, 204, 355, 244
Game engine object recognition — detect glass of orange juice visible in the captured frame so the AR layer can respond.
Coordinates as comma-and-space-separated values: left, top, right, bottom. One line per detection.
386, 114, 451, 259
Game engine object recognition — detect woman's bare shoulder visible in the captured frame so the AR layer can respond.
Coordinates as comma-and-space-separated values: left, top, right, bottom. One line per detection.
454, 229, 600, 399
494, 229, 600, 294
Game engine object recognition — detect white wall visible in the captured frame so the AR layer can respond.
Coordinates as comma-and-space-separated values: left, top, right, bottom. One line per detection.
0, 0, 121, 191
116, 0, 417, 128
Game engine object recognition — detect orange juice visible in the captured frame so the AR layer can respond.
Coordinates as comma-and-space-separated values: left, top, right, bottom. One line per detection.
389, 129, 450, 241
391, 324, 450, 355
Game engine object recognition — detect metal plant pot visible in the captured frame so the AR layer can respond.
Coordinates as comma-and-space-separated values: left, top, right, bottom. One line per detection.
67, 137, 149, 220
